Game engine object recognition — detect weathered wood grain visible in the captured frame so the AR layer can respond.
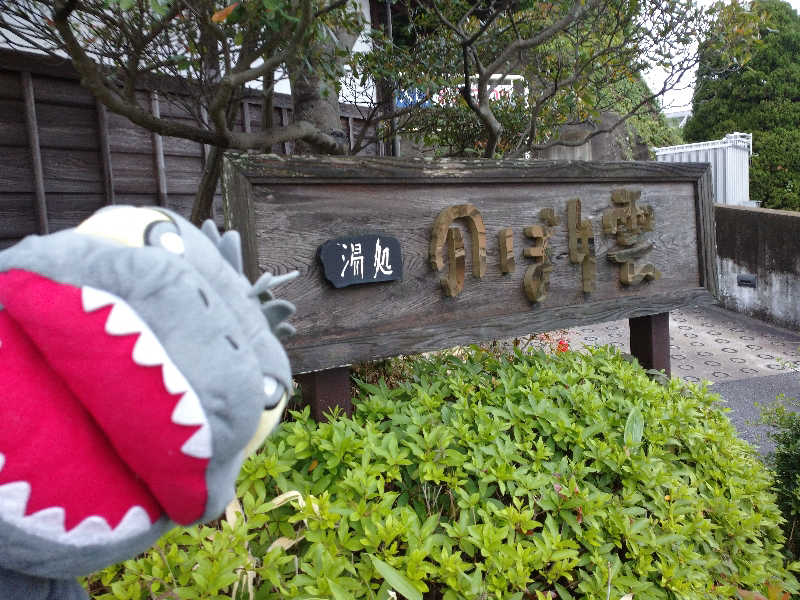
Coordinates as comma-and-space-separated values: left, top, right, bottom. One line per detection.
21, 71, 48, 234
0, 71, 23, 101
696, 167, 718, 298
96, 100, 115, 205
233, 154, 710, 184
45, 193, 106, 231
107, 113, 204, 158
223, 155, 716, 373
31, 73, 95, 108
221, 158, 259, 282
40, 148, 103, 194
150, 91, 168, 207
35, 102, 100, 150
0, 100, 28, 146
0, 148, 36, 192
0, 194, 38, 238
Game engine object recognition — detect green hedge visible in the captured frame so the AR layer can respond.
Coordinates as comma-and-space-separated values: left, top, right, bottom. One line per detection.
87, 347, 798, 599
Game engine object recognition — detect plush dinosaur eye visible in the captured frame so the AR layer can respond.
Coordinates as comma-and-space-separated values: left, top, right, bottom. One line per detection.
262, 376, 285, 409
144, 220, 185, 255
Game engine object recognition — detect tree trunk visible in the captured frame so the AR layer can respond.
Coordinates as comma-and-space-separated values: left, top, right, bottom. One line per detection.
191, 144, 224, 225
289, 50, 348, 155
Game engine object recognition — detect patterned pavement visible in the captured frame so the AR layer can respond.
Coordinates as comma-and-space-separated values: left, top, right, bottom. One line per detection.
562, 304, 800, 384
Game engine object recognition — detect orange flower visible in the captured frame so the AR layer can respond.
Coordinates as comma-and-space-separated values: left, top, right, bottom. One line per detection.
556, 339, 569, 353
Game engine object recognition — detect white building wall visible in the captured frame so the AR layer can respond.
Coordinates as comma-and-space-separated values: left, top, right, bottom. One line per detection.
654, 133, 754, 207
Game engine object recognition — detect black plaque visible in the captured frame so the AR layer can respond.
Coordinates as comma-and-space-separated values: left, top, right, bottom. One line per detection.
319, 234, 403, 288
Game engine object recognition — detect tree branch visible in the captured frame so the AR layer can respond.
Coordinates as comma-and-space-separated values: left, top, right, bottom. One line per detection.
485, 0, 593, 78
51, 2, 226, 146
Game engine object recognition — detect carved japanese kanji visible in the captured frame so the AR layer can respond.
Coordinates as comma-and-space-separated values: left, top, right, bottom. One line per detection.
498, 227, 515, 274
602, 189, 654, 246
442, 226, 466, 296
430, 204, 487, 281
566, 198, 596, 293
603, 189, 660, 285
522, 220, 553, 303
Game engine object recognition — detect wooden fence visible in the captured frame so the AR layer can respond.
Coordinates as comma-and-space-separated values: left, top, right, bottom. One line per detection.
0, 49, 380, 249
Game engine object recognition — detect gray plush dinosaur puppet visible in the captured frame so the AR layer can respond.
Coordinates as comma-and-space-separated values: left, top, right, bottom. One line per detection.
0, 206, 296, 599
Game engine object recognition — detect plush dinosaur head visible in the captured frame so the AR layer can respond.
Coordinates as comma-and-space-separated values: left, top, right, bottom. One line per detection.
0, 206, 294, 580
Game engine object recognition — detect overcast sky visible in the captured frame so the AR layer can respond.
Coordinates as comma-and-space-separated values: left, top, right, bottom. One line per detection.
646, 0, 800, 113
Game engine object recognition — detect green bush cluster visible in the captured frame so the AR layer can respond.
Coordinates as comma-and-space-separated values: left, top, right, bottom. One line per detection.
760, 394, 800, 560
86, 347, 798, 599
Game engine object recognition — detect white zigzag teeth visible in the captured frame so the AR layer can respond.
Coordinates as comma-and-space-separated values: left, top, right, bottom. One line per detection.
104, 301, 142, 336
80, 286, 212, 459
181, 423, 212, 459
162, 361, 188, 395
64, 515, 111, 541
0, 481, 31, 519
0, 478, 152, 546
112, 506, 152, 539
81, 287, 116, 313
171, 391, 206, 427
0, 477, 152, 546
132, 329, 167, 367
23, 507, 66, 537
62, 506, 151, 546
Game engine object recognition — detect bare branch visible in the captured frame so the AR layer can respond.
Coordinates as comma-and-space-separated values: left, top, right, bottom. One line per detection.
51, 3, 225, 146
484, 0, 593, 78
315, 0, 348, 19
208, 0, 314, 137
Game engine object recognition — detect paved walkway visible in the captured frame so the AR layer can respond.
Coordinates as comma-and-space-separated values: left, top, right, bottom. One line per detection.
563, 304, 800, 453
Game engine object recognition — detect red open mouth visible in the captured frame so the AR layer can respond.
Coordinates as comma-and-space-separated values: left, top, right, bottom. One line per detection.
0, 270, 210, 547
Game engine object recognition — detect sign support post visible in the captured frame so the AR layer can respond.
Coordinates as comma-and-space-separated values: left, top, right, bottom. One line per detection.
295, 368, 353, 421
629, 312, 671, 376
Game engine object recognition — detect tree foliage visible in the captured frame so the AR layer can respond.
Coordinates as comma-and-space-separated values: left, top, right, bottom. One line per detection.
0, 0, 365, 222
350, 0, 754, 158
393, 76, 681, 159
0, 0, 759, 220
684, 0, 800, 210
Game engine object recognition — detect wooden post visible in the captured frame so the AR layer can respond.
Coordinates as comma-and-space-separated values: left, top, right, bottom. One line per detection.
629, 312, 671, 377
21, 71, 48, 234
95, 100, 115, 206
241, 101, 252, 133
149, 91, 168, 207
347, 117, 354, 152
280, 108, 290, 154
295, 368, 353, 421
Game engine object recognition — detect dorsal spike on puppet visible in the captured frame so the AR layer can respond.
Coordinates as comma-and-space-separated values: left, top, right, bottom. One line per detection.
275, 322, 296, 339
200, 220, 222, 245
262, 299, 295, 329
249, 270, 299, 298
218, 231, 243, 274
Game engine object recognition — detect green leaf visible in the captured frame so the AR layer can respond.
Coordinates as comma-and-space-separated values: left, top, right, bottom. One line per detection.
371, 556, 422, 600
328, 578, 350, 600
624, 407, 644, 447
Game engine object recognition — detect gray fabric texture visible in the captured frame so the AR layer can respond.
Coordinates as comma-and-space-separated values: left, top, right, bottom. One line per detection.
0, 566, 88, 600
0, 208, 293, 589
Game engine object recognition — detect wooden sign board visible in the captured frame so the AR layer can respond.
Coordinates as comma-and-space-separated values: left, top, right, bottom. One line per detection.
222, 155, 716, 374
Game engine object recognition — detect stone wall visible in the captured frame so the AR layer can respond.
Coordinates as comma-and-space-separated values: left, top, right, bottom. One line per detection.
715, 204, 800, 331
